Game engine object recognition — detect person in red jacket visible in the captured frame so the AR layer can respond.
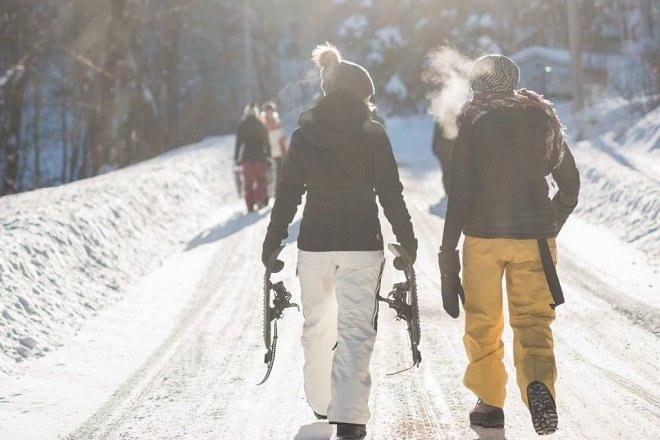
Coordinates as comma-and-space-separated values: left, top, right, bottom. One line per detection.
438, 54, 580, 435
262, 43, 416, 439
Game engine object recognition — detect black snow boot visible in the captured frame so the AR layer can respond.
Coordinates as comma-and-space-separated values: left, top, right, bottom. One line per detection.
527, 381, 558, 435
336, 423, 367, 439
469, 399, 505, 428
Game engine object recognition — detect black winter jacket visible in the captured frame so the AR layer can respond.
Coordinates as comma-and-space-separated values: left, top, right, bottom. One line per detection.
265, 93, 416, 253
441, 106, 580, 251
234, 115, 269, 163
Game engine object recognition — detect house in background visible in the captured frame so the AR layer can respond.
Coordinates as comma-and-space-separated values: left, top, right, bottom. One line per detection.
509, 46, 611, 99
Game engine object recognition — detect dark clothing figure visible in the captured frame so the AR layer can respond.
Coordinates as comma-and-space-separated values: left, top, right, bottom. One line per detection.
235, 113, 269, 163
441, 98, 579, 249
437, 54, 580, 435
262, 43, 416, 438
266, 92, 415, 253
235, 106, 270, 212
432, 122, 453, 195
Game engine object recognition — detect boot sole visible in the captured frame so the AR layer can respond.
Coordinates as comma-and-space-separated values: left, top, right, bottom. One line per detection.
336, 423, 366, 439
471, 420, 505, 429
470, 409, 505, 429
527, 381, 558, 435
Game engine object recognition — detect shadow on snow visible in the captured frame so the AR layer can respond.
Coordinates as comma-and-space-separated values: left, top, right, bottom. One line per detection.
294, 421, 333, 440
185, 210, 270, 251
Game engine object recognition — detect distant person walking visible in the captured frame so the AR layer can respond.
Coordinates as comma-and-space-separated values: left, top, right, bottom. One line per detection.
261, 101, 288, 190
235, 102, 270, 213
437, 54, 580, 435
431, 121, 453, 196
262, 43, 417, 439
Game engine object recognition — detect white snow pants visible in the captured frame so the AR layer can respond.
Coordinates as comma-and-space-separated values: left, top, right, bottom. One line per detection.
297, 250, 384, 425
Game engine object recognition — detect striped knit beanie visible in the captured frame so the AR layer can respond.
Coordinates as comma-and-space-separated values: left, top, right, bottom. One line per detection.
311, 43, 375, 100
468, 55, 520, 93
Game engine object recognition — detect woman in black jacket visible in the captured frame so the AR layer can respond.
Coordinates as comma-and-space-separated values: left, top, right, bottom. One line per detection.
234, 102, 270, 212
262, 43, 416, 439
437, 55, 580, 435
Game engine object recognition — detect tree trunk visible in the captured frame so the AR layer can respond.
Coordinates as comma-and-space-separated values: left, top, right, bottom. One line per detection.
32, 67, 42, 188
1, 2, 31, 195
91, 0, 125, 174
164, 3, 183, 150
60, 58, 69, 184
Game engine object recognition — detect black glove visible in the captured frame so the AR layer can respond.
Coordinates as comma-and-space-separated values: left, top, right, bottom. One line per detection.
262, 239, 284, 273
551, 191, 578, 235
438, 250, 465, 318
394, 238, 418, 271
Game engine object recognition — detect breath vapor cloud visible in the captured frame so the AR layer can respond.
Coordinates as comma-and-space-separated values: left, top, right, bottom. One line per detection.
422, 46, 472, 140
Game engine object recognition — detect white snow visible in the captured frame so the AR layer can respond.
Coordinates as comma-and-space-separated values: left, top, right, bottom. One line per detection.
0, 98, 659, 439
373, 26, 404, 48
0, 138, 234, 375
338, 14, 369, 39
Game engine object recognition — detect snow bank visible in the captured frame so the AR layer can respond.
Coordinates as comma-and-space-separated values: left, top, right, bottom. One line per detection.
571, 141, 659, 264
620, 105, 660, 153
0, 137, 235, 376
560, 101, 660, 265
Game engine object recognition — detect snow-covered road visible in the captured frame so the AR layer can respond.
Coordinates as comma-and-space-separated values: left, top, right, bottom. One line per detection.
1, 111, 659, 439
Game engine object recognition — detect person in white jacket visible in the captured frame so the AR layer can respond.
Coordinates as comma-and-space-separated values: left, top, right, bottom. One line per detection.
261, 101, 287, 190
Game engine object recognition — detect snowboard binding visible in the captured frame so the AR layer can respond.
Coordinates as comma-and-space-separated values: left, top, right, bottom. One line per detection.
258, 245, 299, 385
377, 243, 422, 374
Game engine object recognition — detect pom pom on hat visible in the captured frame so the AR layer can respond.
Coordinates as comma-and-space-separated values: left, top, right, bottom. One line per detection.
312, 42, 375, 100
312, 43, 341, 68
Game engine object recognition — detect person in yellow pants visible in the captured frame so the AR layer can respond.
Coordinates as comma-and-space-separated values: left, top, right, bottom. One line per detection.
462, 237, 557, 409
437, 54, 580, 435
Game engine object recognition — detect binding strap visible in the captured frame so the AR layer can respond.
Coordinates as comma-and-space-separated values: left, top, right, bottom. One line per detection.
537, 239, 564, 309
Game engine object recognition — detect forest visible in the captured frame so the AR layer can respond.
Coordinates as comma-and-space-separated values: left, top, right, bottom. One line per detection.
1, 0, 658, 196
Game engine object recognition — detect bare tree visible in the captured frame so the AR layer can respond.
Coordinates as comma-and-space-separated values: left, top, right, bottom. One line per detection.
0, 0, 39, 194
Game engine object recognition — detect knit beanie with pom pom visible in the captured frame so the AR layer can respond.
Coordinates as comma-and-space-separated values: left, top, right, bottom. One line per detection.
311, 43, 375, 100
243, 101, 260, 118
468, 54, 520, 93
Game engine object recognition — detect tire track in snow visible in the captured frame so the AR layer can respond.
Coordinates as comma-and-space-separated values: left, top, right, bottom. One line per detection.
70, 207, 313, 440
560, 251, 660, 336
65, 208, 274, 440
65, 255, 230, 439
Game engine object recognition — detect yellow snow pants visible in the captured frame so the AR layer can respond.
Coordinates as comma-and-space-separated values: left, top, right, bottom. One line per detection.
461, 236, 558, 409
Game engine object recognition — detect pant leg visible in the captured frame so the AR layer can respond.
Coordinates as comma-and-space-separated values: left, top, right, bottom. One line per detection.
242, 162, 256, 211
328, 251, 384, 425
438, 146, 451, 196
253, 161, 268, 205
297, 250, 339, 416
462, 237, 508, 408
273, 157, 283, 190
505, 239, 557, 407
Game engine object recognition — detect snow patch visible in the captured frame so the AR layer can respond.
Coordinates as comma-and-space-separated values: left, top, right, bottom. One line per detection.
0, 136, 235, 376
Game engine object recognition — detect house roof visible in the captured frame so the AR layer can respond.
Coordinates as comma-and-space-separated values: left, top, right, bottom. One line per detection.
510, 46, 572, 65
509, 46, 615, 70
